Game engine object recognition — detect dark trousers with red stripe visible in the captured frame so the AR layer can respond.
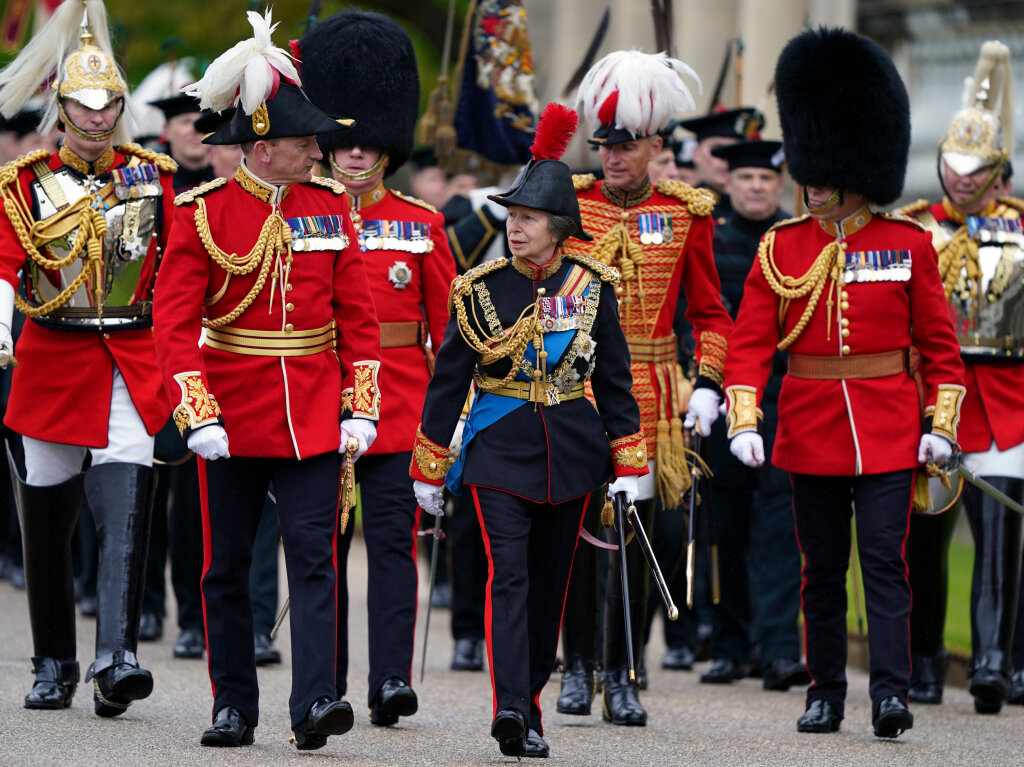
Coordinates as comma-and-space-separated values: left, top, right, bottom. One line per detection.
471, 485, 588, 736
199, 450, 341, 729
356, 451, 420, 705
791, 470, 914, 720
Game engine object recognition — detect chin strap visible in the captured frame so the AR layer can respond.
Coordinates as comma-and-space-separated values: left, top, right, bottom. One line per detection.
803, 186, 843, 215
329, 151, 388, 181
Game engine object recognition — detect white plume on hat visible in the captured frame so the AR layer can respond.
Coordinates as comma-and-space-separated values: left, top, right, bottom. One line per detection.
0, 0, 134, 144
577, 50, 701, 137
186, 9, 300, 116
963, 40, 1014, 157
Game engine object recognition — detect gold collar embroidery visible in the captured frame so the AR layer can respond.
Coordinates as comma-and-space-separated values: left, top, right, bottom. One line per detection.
818, 205, 873, 239
511, 250, 563, 280
351, 180, 387, 210
600, 177, 653, 208
59, 145, 116, 176
234, 161, 290, 205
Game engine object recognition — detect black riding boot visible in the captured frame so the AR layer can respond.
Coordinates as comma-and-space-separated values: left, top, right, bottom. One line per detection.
964, 479, 1023, 714
84, 463, 157, 717
12, 467, 85, 709
905, 503, 960, 704
557, 494, 601, 715
602, 500, 652, 726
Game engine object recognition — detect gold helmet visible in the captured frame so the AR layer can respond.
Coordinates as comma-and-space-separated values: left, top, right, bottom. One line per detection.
938, 41, 1013, 197
0, 0, 131, 145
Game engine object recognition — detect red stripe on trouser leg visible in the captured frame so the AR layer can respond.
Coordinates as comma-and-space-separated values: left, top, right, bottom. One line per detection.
196, 457, 216, 714
470, 485, 500, 718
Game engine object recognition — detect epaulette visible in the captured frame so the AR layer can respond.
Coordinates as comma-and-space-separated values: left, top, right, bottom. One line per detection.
392, 189, 438, 214
573, 173, 596, 191
0, 149, 50, 191
565, 252, 620, 284
765, 214, 810, 234
892, 198, 930, 217
117, 143, 177, 174
448, 257, 508, 314
878, 212, 927, 232
997, 196, 1024, 214
655, 179, 716, 218
174, 177, 229, 206
308, 175, 346, 195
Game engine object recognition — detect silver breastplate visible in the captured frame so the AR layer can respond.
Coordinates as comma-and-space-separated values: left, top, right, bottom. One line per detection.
26, 164, 161, 330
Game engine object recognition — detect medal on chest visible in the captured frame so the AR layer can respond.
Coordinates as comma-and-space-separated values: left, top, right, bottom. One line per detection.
842, 249, 912, 283
359, 219, 433, 254
387, 260, 413, 289
286, 215, 349, 251
637, 212, 673, 245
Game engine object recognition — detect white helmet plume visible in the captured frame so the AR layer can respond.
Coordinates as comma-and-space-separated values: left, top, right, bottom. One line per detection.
577, 50, 701, 138
186, 9, 300, 116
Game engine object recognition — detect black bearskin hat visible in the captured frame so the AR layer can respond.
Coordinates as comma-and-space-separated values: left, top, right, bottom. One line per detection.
774, 27, 910, 205
299, 11, 419, 176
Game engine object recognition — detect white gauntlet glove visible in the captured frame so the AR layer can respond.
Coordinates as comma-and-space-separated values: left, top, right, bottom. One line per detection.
607, 475, 640, 505
413, 480, 445, 517
730, 432, 765, 468
0, 279, 15, 368
683, 387, 721, 437
187, 425, 230, 461
918, 434, 952, 466
340, 419, 377, 459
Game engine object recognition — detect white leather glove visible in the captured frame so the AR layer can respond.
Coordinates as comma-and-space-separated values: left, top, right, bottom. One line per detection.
683, 387, 721, 437
414, 480, 445, 517
0, 279, 15, 368
607, 475, 640, 505
339, 419, 377, 459
730, 432, 765, 468
187, 425, 230, 461
918, 433, 952, 466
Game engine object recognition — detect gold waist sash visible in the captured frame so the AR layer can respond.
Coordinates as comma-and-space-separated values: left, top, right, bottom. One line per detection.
204, 321, 336, 357
477, 376, 586, 405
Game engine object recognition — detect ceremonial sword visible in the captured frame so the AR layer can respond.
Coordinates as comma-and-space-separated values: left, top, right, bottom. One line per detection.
419, 501, 444, 683
938, 445, 1024, 516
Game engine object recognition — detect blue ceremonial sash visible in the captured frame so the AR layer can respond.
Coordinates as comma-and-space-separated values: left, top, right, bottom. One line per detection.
445, 279, 587, 494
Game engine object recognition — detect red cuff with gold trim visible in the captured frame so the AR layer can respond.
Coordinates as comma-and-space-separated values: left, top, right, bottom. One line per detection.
409, 425, 452, 485
172, 371, 223, 439
610, 431, 649, 477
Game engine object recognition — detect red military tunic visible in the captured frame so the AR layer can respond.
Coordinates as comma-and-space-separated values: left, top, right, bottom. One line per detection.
897, 197, 1024, 453
573, 175, 732, 501
153, 164, 382, 459
0, 144, 175, 447
348, 182, 455, 455
725, 208, 965, 475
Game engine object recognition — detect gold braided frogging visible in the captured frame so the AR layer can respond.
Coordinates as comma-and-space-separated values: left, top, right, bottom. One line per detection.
193, 197, 291, 328
0, 153, 106, 316
935, 226, 981, 318
757, 231, 843, 350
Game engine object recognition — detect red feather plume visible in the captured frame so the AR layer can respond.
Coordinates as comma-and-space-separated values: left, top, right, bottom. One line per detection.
531, 103, 579, 162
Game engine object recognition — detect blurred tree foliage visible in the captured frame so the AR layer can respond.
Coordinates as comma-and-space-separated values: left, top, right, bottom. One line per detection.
3, 0, 471, 117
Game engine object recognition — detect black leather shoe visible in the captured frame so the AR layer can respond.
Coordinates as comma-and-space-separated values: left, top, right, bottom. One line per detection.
201, 706, 255, 747
797, 699, 842, 733
762, 658, 811, 691
873, 695, 913, 738
369, 677, 418, 726
602, 667, 647, 726
451, 637, 484, 671
970, 667, 1008, 714
24, 657, 79, 710
700, 658, 748, 685
556, 656, 594, 715
254, 633, 281, 666
909, 651, 947, 704
173, 628, 205, 660
525, 729, 549, 758
661, 645, 695, 670
491, 708, 526, 757
292, 697, 354, 750
1007, 670, 1024, 705
90, 655, 153, 718
138, 613, 162, 642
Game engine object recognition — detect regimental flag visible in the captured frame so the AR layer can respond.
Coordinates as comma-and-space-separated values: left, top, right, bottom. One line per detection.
2, 0, 60, 52
453, 0, 539, 166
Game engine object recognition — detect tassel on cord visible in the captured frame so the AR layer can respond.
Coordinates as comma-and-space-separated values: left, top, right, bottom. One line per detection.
600, 496, 614, 528
912, 468, 932, 514
422, 0, 459, 162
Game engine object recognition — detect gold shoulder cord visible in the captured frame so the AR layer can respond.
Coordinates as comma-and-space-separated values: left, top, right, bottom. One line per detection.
757, 229, 844, 350
193, 198, 292, 328
0, 152, 106, 317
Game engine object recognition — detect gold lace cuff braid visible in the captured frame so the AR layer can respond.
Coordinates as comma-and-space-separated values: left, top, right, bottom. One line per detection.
411, 425, 452, 483
931, 384, 965, 443
726, 385, 763, 438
